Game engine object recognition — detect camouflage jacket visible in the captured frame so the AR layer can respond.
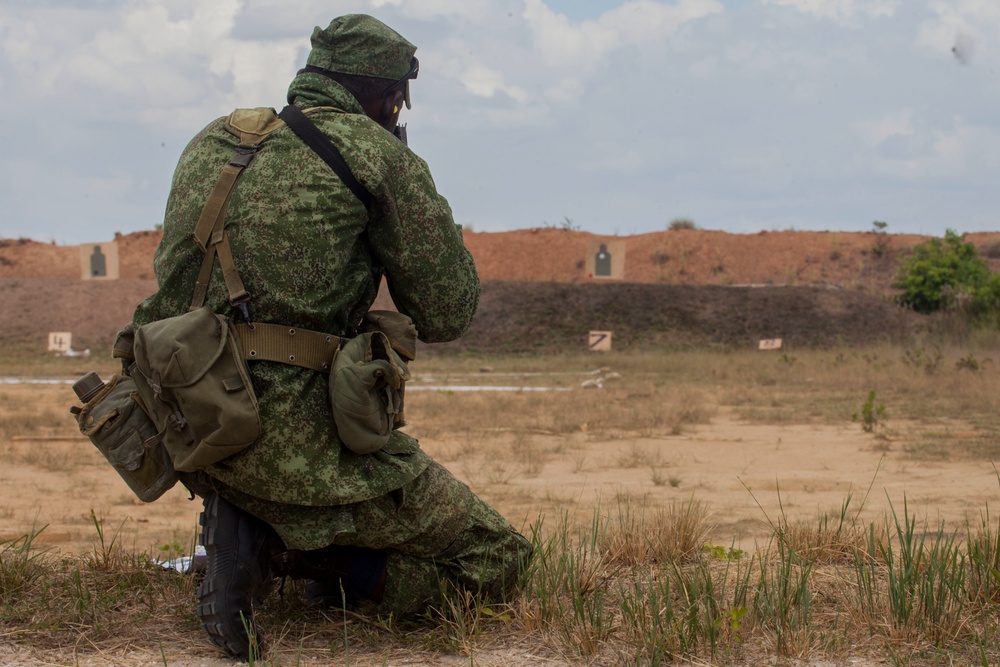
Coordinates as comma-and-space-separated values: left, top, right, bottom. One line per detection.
134, 72, 480, 508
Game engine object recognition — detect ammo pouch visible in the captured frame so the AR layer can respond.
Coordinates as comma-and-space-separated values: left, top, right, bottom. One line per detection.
73, 373, 179, 502
331, 323, 412, 455
131, 307, 261, 472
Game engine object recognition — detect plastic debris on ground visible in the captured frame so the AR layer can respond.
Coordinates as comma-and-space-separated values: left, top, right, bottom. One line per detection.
155, 545, 208, 574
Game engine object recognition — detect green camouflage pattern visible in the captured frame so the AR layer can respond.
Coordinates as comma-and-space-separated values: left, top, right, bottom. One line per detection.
134, 72, 480, 518
307, 15, 416, 80
220, 462, 532, 613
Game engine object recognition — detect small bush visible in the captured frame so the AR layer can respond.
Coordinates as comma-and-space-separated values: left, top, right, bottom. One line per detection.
853, 389, 887, 434
669, 218, 697, 231
894, 230, 998, 315
871, 220, 890, 257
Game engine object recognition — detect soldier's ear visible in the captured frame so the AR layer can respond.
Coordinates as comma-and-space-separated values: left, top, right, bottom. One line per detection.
379, 90, 405, 129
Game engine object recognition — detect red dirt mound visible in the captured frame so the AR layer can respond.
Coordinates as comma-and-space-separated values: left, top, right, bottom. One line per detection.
0, 228, 996, 352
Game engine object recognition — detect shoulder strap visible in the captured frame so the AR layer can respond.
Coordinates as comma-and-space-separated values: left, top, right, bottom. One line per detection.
188, 143, 258, 314
278, 105, 375, 211
187, 108, 284, 316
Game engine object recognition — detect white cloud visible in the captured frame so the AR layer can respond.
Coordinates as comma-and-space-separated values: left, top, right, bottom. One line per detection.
0, 2, 299, 128
226, 39, 303, 103
375, 0, 502, 22
1, 15, 42, 61
523, 0, 722, 70
481, 105, 551, 128
522, 0, 620, 70
543, 77, 584, 106
859, 110, 914, 145
459, 62, 528, 103
918, 0, 1000, 62
85, 172, 133, 197
1, 9, 98, 100
873, 118, 1000, 180
520, 0, 722, 108
601, 0, 725, 43
762, 0, 899, 21
582, 147, 643, 172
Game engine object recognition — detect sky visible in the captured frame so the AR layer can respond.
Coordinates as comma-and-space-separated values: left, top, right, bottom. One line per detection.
0, 0, 997, 244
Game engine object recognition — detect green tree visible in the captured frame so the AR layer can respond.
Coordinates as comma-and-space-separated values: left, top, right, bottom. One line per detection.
871, 220, 889, 257
894, 229, 996, 314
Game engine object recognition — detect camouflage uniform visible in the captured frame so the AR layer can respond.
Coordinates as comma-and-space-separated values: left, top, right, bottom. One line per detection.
134, 15, 530, 615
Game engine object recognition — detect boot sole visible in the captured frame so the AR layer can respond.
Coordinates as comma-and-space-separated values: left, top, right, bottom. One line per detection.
196, 493, 264, 660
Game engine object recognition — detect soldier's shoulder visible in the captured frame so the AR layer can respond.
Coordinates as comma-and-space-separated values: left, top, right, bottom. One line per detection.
177, 116, 235, 158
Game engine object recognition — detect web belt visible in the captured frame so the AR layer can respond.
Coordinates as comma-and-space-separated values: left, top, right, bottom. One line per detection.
234, 322, 341, 374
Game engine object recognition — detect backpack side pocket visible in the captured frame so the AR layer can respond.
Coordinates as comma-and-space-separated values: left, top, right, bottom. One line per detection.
74, 373, 178, 502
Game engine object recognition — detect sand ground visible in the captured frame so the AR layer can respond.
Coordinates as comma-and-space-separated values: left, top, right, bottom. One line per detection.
1, 380, 996, 666
2, 384, 993, 555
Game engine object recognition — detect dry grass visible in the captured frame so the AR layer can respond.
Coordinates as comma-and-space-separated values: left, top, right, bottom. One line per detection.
4, 342, 1000, 664
5, 499, 1000, 666
601, 497, 715, 566
407, 342, 1000, 463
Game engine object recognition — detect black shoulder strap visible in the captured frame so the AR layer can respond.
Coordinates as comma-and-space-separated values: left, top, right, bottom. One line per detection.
278, 105, 375, 211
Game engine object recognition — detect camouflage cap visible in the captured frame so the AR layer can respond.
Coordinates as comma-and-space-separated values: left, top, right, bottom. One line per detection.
307, 14, 416, 83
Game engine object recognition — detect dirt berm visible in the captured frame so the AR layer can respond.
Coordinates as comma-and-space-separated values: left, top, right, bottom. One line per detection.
436, 281, 916, 353
0, 276, 916, 355
5, 227, 971, 354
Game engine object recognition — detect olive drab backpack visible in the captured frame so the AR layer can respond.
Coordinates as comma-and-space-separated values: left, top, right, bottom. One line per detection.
72, 106, 415, 500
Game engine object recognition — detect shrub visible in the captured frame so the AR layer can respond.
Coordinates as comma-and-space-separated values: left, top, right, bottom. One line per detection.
894, 230, 997, 315
871, 220, 890, 257
853, 389, 887, 434
669, 218, 697, 231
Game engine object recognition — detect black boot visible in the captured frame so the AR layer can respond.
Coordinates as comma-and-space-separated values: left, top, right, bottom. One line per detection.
271, 545, 387, 609
196, 492, 284, 660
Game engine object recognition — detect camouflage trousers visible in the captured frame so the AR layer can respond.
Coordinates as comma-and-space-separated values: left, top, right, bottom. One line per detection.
210, 461, 532, 617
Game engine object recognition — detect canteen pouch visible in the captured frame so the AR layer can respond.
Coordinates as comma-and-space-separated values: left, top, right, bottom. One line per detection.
358, 310, 418, 427
73, 373, 178, 502
132, 307, 261, 472
330, 330, 410, 455
359, 311, 418, 362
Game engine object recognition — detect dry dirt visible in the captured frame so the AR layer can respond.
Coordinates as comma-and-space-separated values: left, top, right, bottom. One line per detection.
3, 385, 993, 556
7, 227, 998, 351
1, 229, 999, 666
1, 379, 997, 667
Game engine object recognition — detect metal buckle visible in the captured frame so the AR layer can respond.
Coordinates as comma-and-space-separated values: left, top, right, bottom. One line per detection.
230, 144, 259, 168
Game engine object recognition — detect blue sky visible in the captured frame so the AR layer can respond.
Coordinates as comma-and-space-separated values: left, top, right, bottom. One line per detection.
0, 0, 997, 244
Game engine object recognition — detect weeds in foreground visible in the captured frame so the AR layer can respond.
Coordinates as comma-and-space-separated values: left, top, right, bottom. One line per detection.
4, 495, 1000, 665
967, 500, 1000, 605
0, 522, 47, 601
753, 537, 813, 655
0, 520, 195, 654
